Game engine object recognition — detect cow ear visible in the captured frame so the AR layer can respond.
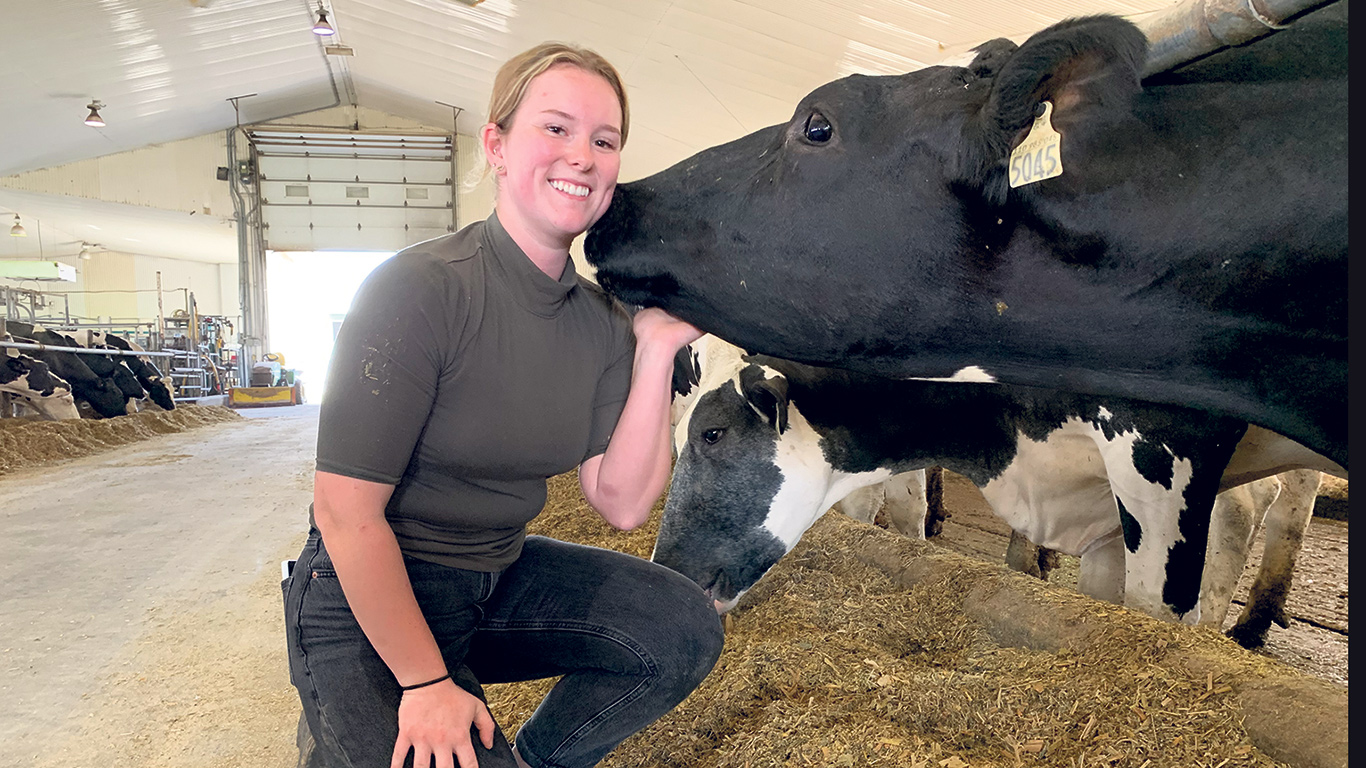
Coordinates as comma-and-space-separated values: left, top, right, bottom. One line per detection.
964, 37, 1018, 79
964, 15, 1147, 200
739, 364, 789, 434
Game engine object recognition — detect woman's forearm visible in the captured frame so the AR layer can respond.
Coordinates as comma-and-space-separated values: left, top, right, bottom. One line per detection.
313, 472, 448, 686
584, 340, 678, 528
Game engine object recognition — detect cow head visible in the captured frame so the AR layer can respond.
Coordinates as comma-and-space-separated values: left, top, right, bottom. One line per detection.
144, 376, 176, 411
585, 16, 1146, 376
654, 356, 895, 613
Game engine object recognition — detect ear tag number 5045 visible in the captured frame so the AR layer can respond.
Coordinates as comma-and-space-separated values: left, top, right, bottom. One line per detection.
1009, 101, 1063, 188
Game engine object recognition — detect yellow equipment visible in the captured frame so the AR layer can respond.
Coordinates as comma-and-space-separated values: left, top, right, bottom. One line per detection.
228, 352, 304, 408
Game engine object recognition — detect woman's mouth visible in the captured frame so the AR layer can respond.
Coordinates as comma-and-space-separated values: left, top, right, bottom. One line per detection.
549, 179, 590, 198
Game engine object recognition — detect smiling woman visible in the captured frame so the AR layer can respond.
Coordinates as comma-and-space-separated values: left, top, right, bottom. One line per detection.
281, 41, 723, 768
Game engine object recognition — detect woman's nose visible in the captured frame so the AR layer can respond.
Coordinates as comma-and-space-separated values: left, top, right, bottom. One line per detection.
566, 136, 594, 170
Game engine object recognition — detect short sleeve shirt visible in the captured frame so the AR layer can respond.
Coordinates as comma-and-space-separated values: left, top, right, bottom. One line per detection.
315, 212, 636, 570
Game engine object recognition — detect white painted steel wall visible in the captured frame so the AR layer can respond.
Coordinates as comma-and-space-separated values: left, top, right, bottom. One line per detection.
0, 133, 236, 221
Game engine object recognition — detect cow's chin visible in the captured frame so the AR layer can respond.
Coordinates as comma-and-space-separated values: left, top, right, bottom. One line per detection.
712, 592, 745, 615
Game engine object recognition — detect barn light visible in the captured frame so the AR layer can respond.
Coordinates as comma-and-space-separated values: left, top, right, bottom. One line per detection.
312, 2, 335, 36
84, 101, 106, 127
9, 215, 26, 237
79, 242, 94, 260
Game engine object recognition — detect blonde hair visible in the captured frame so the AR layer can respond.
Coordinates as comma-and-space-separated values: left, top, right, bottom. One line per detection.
468, 42, 629, 188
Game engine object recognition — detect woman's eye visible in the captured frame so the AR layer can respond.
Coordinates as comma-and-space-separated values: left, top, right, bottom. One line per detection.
702, 428, 725, 445
595, 138, 617, 151
803, 112, 832, 143
546, 125, 565, 135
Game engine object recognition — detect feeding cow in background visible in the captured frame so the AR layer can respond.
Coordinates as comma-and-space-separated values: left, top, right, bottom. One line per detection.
654, 339, 1339, 631
672, 335, 945, 538
4, 323, 129, 418
586, 4, 1348, 468
1, 342, 80, 420
73, 330, 176, 411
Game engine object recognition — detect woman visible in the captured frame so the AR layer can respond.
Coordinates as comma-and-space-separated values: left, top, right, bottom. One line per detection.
283, 43, 725, 768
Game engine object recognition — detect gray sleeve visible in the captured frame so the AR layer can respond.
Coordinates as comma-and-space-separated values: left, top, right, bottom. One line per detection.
316, 254, 457, 484
583, 301, 637, 461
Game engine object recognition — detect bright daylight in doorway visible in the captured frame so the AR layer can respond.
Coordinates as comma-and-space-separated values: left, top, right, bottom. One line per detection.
266, 249, 393, 401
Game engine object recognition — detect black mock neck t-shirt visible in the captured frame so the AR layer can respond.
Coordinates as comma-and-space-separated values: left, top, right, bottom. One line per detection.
315, 212, 636, 570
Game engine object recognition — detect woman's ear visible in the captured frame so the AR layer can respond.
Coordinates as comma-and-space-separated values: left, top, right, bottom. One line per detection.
480, 122, 505, 173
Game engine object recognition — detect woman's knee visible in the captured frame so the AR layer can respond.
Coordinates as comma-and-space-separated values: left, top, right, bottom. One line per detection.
639, 571, 725, 691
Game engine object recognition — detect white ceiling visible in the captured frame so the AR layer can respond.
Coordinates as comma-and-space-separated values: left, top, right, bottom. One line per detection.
0, 0, 1179, 264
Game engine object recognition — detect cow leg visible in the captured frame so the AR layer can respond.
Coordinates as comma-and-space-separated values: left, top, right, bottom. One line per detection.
1077, 534, 1126, 604
1197, 479, 1273, 628
1227, 470, 1322, 649
834, 484, 885, 525
880, 469, 928, 540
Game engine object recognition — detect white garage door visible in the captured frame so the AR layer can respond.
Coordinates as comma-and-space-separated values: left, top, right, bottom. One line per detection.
250, 129, 455, 252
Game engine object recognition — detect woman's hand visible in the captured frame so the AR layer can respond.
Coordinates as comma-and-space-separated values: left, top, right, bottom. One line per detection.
390, 678, 496, 768
631, 307, 704, 356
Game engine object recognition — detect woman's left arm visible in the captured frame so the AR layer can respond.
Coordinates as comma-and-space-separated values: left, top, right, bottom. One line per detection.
580, 307, 702, 529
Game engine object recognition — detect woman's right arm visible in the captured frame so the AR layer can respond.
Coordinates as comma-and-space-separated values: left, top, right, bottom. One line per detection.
313, 470, 495, 768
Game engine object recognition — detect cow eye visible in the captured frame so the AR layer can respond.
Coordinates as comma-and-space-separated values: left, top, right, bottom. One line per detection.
702, 428, 726, 445
803, 112, 832, 143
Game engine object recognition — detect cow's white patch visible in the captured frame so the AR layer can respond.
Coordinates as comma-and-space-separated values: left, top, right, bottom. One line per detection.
1096, 406, 1113, 421
979, 421, 1117, 557
1092, 424, 1198, 623
913, 365, 996, 383
760, 405, 887, 551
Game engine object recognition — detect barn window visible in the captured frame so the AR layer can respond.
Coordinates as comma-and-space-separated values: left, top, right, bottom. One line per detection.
346, 186, 370, 199
406, 187, 429, 200
285, 184, 309, 197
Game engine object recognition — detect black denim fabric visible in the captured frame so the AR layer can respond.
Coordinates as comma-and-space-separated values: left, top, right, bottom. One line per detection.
283, 530, 724, 768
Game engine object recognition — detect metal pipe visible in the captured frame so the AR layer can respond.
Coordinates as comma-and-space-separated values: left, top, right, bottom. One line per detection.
1140, 0, 1335, 75
1, 340, 174, 358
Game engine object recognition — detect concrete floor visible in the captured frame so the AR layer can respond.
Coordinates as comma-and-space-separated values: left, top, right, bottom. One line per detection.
0, 405, 319, 767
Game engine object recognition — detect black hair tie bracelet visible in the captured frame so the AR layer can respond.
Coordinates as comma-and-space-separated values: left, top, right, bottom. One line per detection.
400, 673, 452, 692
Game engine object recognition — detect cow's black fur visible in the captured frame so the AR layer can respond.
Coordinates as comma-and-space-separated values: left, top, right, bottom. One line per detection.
586, 5, 1347, 467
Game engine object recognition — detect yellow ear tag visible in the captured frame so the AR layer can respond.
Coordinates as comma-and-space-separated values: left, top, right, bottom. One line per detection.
1008, 101, 1063, 188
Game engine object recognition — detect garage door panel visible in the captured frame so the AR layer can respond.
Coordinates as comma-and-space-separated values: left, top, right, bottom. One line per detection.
251, 128, 455, 252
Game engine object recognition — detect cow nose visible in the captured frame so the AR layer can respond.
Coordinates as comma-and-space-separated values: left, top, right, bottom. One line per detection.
713, 598, 726, 614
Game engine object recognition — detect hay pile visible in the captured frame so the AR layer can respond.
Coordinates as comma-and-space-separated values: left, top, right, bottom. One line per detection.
0, 405, 243, 475
481, 472, 1342, 768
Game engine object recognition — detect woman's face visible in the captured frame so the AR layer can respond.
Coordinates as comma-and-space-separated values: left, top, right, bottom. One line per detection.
486, 64, 624, 249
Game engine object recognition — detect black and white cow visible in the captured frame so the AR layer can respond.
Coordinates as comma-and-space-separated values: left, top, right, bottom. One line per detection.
4, 322, 128, 418
654, 341, 1341, 626
1, 342, 80, 420
71, 330, 175, 411
585, 5, 1348, 468
672, 335, 941, 539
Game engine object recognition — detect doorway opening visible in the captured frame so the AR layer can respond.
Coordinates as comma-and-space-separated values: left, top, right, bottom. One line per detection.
265, 250, 394, 401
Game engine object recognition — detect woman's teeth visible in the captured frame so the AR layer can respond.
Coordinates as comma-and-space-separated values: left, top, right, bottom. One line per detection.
549, 179, 590, 198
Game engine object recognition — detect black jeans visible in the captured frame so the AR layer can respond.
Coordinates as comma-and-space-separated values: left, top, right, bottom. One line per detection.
283, 530, 724, 768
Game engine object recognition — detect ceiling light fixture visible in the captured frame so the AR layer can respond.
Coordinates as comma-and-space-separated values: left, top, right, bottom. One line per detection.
312, 2, 335, 36
84, 101, 106, 127
9, 215, 26, 237
79, 242, 95, 260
